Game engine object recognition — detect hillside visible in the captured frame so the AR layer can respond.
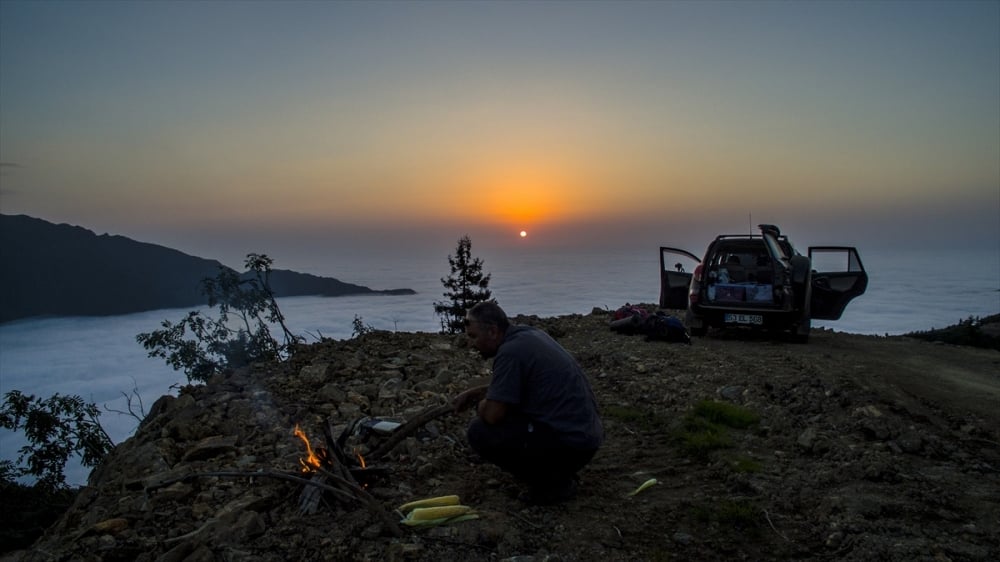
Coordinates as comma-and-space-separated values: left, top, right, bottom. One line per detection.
7, 309, 999, 561
0, 214, 413, 323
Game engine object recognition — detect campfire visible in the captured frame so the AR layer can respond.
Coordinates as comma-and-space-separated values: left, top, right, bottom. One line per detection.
292, 421, 388, 493
288, 404, 455, 523
145, 402, 457, 538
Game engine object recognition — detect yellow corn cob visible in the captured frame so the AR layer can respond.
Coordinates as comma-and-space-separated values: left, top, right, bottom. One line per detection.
401, 513, 479, 527
397, 495, 461, 513
627, 478, 659, 497
407, 505, 472, 521
402, 516, 452, 527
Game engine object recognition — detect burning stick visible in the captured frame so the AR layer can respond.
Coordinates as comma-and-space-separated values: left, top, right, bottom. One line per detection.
367, 403, 454, 461
295, 424, 357, 511
295, 422, 399, 534
298, 475, 326, 515
293, 424, 322, 471
295, 423, 332, 515
312, 464, 403, 536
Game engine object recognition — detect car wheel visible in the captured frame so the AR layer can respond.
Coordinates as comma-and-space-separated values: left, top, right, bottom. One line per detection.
791, 313, 811, 344
685, 310, 707, 337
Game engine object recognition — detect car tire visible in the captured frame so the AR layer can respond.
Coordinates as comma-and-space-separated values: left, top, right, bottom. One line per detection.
791, 313, 811, 344
685, 310, 707, 337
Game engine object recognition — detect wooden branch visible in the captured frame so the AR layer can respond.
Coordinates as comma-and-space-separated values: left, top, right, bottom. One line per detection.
315, 464, 402, 537
298, 474, 326, 515
144, 469, 404, 537
762, 509, 790, 542
146, 469, 355, 503
368, 403, 455, 461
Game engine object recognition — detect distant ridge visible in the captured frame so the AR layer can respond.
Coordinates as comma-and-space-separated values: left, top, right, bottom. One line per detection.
259, 269, 415, 298
0, 214, 414, 323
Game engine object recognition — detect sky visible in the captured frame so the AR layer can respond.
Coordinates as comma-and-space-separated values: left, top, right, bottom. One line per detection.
1, 0, 998, 269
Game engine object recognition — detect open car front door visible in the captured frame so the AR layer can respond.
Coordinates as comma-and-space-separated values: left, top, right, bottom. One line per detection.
808, 246, 868, 320
659, 247, 700, 309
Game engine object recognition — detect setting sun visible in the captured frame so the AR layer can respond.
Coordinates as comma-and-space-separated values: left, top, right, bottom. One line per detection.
520, 230, 527, 238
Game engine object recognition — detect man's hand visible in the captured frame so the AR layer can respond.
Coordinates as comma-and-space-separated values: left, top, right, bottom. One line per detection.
452, 385, 488, 413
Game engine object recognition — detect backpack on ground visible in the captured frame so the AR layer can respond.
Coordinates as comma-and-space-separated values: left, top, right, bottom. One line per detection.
609, 305, 690, 344
643, 312, 691, 344
609, 304, 649, 335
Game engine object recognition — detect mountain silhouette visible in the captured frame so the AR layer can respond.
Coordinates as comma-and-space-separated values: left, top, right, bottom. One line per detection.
0, 214, 414, 323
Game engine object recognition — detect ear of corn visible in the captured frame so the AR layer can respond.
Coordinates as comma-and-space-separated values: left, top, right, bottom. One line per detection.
401, 516, 452, 527
627, 478, 659, 497
401, 513, 479, 527
397, 495, 460, 513
397, 496, 479, 528
407, 505, 472, 521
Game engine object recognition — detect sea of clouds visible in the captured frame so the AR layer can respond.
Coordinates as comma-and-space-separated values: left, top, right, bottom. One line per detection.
1, 246, 997, 485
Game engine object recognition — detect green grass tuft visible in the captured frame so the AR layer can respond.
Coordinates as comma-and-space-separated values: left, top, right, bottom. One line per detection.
603, 404, 671, 432
673, 401, 761, 460
715, 499, 760, 529
730, 455, 762, 473
692, 499, 760, 532
675, 416, 731, 457
692, 400, 759, 428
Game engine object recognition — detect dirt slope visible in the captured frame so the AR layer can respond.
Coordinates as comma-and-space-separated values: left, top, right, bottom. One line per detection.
11, 309, 1000, 561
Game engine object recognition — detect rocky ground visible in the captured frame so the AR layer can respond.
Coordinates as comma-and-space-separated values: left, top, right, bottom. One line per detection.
7, 308, 1000, 561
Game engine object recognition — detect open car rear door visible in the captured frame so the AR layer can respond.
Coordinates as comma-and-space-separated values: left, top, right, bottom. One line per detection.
659, 247, 699, 309
808, 246, 868, 320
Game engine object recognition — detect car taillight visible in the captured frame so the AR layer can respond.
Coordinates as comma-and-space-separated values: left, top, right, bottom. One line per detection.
689, 264, 703, 304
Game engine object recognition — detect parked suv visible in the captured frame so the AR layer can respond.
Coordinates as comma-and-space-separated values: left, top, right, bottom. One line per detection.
659, 224, 868, 342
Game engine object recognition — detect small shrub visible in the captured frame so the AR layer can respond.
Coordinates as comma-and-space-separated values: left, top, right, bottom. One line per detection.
137, 253, 303, 382
0, 479, 77, 553
0, 391, 113, 490
351, 315, 375, 338
904, 314, 1000, 350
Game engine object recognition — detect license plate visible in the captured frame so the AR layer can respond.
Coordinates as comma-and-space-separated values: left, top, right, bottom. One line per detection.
724, 313, 763, 325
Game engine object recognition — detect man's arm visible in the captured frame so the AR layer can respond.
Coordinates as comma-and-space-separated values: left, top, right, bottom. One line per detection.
453, 385, 488, 413
453, 385, 509, 425
477, 399, 508, 425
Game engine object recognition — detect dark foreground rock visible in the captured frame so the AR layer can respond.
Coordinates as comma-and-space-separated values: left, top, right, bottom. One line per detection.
7, 310, 1000, 561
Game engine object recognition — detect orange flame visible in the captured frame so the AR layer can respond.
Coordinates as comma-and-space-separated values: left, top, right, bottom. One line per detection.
354, 447, 367, 469
293, 423, 322, 472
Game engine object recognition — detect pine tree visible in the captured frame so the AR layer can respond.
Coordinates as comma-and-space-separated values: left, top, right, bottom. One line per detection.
434, 235, 494, 334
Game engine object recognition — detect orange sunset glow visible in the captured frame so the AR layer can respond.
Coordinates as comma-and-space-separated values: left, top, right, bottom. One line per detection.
0, 1, 994, 263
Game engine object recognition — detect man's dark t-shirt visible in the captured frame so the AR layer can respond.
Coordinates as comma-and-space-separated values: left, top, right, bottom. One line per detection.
486, 325, 604, 450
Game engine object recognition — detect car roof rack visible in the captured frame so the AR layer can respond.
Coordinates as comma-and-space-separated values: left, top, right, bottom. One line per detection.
714, 233, 789, 241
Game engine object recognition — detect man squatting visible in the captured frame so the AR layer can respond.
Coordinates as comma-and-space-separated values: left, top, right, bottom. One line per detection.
453, 302, 604, 504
